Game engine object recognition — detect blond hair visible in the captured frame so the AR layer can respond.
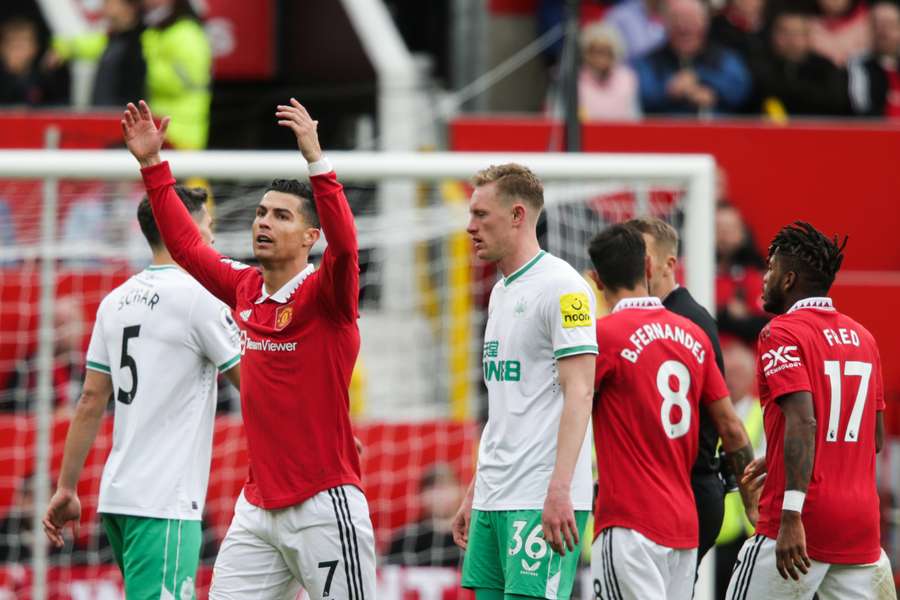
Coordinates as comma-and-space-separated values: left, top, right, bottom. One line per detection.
626, 217, 680, 256
472, 163, 544, 212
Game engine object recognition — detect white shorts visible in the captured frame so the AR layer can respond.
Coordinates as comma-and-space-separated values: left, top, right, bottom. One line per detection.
726, 534, 897, 600
590, 527, 697, 600
210, 485, 376, 600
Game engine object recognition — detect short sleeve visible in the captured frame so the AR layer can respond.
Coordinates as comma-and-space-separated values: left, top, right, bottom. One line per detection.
874, 346, 885, 412
189, 290, 242, 373
594, 340, 614, 391
701, 349, 730, 405
757, 323, 812, 400
85, 304, 111, 374
543, 275, 598, 360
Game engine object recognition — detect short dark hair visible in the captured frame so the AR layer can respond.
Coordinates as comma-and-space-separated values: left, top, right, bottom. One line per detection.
588, 224, 647, 292
768, 221, 847, 295
265, 179, 319, 228
137, 186, 207, 250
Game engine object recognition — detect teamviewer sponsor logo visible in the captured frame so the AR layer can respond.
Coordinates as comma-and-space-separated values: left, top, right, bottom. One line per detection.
239, 330, 297, 355
762, 345, 801, 376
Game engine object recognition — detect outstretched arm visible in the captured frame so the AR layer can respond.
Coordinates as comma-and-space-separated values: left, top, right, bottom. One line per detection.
276, 99, 359, 323
122, 101, 254, 307
43, 369, 112, 548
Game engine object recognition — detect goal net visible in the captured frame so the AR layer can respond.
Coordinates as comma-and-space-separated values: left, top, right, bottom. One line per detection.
0, 150, 714, 598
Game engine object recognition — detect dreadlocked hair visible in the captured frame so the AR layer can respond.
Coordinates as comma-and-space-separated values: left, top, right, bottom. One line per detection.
768, 221, 848, 294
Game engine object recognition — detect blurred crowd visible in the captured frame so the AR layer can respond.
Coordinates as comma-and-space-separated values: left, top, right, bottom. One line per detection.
0, 0, 211, 149
550, 0, 900, 119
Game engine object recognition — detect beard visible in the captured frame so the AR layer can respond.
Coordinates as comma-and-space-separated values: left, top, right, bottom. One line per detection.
762, 287, 785, 315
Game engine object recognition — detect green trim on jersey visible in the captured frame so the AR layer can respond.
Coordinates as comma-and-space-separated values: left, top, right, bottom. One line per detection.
504, 251, 546, 286
462, 508, 588, 599
102, 513, 201, 600
86, 360, 111, 373
553, 345, 599, 359
145, 265, 180, 272
217, 354, 241, 373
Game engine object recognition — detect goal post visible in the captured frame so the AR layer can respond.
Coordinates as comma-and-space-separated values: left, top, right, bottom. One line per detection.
0, 149, 715, 599
0, 149, 716, 306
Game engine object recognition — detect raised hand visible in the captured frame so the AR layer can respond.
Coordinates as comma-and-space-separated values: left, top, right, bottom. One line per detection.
121, 100, 169, 168
42, 488, 81, 549
276, 99, 323, 163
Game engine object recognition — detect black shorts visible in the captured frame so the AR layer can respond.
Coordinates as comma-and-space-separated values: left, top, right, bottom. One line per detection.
692, 471, 726, 562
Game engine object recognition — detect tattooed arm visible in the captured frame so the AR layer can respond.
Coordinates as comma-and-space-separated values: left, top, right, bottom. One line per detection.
776, 391, 816, 581
706, 397, 756, 521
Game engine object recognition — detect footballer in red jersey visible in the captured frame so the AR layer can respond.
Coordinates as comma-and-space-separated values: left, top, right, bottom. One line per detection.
122, 100, 375, 599
728, 222, 895, 600
587, 225, 754, 600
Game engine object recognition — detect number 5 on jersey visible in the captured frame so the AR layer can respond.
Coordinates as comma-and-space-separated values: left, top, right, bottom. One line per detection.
117, 325, 141, 405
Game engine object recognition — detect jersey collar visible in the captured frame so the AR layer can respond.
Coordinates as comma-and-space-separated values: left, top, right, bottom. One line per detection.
611, 296, 663, 313
255, 264, 315, 304
503, 250, 546, 286
787, 296, 835, 313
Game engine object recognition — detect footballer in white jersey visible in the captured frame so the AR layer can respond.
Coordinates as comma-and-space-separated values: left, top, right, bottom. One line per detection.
456, 164, 597, 600
43, 189, 240, 600
87, 265, 241, 519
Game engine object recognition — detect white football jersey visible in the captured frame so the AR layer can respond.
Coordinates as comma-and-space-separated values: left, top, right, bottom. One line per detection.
86, 265, 241, 520
473, 251, 597, 511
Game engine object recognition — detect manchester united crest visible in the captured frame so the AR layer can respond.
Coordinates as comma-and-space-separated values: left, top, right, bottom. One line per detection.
275, 305, 294, 331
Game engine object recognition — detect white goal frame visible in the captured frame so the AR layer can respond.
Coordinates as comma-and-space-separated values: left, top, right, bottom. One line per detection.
0, 149, 715, 600
0, 149, 716, 306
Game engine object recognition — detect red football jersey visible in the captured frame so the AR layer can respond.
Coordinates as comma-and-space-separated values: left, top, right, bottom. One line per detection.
142, 160, 362, 510
755, 297, 884, 564
593, 297, 729, 549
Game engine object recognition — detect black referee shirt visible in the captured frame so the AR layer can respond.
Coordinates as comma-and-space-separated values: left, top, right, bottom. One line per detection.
663, 286, 726, 476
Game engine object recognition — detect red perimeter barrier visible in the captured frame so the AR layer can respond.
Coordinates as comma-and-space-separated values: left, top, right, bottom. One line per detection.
450, 117, 900, 425
0, 414, 478, 552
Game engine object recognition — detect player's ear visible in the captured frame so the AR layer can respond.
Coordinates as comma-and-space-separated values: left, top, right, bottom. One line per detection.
588, 270, 604, 291
511, 203, 526, 226
644, 255, 653, 281
782, 270, 797, 293
303, 227, 320, 247
666, 254, 677, 275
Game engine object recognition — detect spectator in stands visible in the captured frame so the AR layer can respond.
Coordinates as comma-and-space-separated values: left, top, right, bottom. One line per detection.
810, 0, 871, 67
577, 22, 640, 121
0, 296, 85, 413
754, 11, 850, 115
603, 0, 668, 61
0, 17, 69, 106
141, 0, 211, 149
849, 2, 900, 117
715, 202, 770, 344
634, 0, 752, 115
714, 342, 765, 600
385, 463, 464, 568
709, 0, 768, 99
49, 0, 146, 107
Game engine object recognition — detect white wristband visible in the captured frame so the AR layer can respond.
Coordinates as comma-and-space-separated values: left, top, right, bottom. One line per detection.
308, 156, 332, 177
783, 490, 806, 512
